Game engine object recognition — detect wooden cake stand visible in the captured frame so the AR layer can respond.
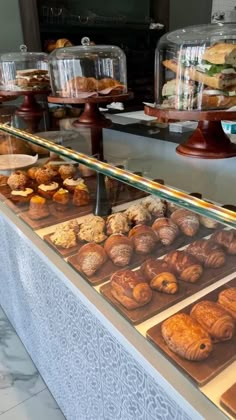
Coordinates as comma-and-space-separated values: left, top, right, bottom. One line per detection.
0, 90, 50, 132
144, 106, 236, 159
48, 92, 133, 216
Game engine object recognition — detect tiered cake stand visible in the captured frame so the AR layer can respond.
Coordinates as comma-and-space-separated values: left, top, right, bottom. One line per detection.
144, 106, 236, 159
48, 93, 132, 215
0, 90, 50, 132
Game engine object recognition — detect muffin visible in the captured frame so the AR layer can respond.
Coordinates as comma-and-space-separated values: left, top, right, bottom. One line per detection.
73, 182, 90, 206
10, 188, 34, 203
63, 177, 83, 192
28, 195, 50, 220
52, 188, 70, 211
35, 167, 54, 185
59, 164, 76, 180
7, 171, 29, 190
38, 182, 59, 199
27, 167, 38, 180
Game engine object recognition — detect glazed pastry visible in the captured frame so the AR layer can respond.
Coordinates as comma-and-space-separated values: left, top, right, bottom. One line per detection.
77, 215, 107, 243
152, 217, 179, 246
125, 204, 152, 226
171, 208, 200, 237
218, 288, 236, 320
38, 182, 59, 199
77, 243, 107, 276
7, 171, 29, 190
128, 225, 158, 255
141, 195, 167, 218
106, 212, 130, 235
164, 250, 203, 283
51, 227, 77, 249
161, 313, 213, 361
186, 239, 226, 268
58, 164, 76, 180
63, 177, 84, 192
141, 259, 178, 294
104, 234, 133, 267
110, 269, 152, 309
28, 195, 50, 220
27, 167, 38, 180
190, 300, 235, 342
10, 188, 34, 203
72, 182, 90, 206
211, 230, 236, 255
52, 188, 70, 211
199, 215, 219, 229
35, 167, 53, 185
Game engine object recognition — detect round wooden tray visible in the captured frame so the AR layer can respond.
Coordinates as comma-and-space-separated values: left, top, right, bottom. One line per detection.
48, 92, 132, 105
144, 105, 236, 159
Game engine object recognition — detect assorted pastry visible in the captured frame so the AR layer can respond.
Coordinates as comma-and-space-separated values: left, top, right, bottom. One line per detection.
160, 287, 236, 361
61, 76, 125, 98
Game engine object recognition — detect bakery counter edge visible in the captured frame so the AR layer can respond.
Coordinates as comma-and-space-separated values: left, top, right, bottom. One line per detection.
0, 202, 228, 420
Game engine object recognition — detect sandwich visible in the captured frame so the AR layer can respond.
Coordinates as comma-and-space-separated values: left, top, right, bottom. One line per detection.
162, 43, 236, 110
161, 79, 197, 110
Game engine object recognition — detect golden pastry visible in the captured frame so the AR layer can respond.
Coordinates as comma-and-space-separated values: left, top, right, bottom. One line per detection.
218, 288, 236, 320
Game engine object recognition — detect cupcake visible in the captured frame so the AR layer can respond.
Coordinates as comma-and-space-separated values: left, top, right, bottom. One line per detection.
58, 164, 76, 180
7, 171, 29, 191
73, 182, 90, 206
38, 182, 59, 199
10, 188, 34, 203
63, 177, 83, 193
28, 195, 50, 220
52, 188, 70, 212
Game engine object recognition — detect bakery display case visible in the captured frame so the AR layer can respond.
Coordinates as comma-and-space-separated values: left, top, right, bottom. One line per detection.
48, 37, 127, 99
0, 123, 235, 419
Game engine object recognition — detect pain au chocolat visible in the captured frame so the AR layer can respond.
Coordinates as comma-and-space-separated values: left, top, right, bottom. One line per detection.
141, 258, 178, 294
218, 288, 236, 320
161, 313, 213, 361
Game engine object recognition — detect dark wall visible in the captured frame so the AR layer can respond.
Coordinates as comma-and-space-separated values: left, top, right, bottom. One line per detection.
169, 0, 212, 30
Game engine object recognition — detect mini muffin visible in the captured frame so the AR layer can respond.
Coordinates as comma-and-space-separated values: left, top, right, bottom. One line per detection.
38, 182, 59, 199
52, 188, 70, 211
28, 195, 50, 220
63, 177, 83, 192
27, 167, 38, 180
10, 188, 34, 203
35, 167, 54, 185
59, 164, 76, 180
7, 171, 29, 190
73, 182, 90, 206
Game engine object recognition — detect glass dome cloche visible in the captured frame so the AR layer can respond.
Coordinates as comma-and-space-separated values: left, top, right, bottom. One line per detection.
48, 37, 127, 98
155, 24, 236, 111
0, 45, 50, 92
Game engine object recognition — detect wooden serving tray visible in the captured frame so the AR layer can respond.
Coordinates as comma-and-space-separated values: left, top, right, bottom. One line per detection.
100, 257, 236, 325
19, 202, 94, 230
146, 280, 236, 387
220, 383, 236, 418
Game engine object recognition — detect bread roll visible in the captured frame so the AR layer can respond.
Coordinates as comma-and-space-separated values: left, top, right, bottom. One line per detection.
218, 288, 236, 320
190, 300, 235, 342
77, 243, 107, 276
161, 313, 213, 361
104, 234, 133, 267
128, 225, 158, 254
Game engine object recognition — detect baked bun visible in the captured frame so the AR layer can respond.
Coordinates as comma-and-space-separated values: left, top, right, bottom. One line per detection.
77, 243, 107, 276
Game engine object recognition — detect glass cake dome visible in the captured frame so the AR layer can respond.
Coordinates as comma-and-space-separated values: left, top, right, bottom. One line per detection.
155, 24, 236, 111
0, 46, 49, 92
48, 37, 127, 98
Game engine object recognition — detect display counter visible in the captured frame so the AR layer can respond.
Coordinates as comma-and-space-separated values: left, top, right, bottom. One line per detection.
0, 122, 235, 420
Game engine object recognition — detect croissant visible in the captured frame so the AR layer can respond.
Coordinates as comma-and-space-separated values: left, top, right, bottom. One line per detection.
110, 269, 152, 309
161, 313, 213, 361
218, 288, 236, 320
104, 234, 133, 267
141, 259, 178, 294
128, 225, 158, 254
47, 38, 73, 52
77, 243, 107, 277
199, 215, 219, 229
164, 250, 203, 283
152, 217, 179, 246
190, 300, 235, 342
211, 230, 236, 255
171, 209, 199, 237
186, 239, 226, 268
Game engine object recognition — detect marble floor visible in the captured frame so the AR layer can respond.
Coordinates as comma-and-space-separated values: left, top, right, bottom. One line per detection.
0, 306, 65, 420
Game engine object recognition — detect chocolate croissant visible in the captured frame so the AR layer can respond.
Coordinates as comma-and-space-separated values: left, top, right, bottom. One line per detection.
171, 209, 199, 237
211, 230, 236, 255
164, 250, 203, 283
161, 313, 213, 361
186, 239, 226, 268
77, 243, 107, 277
104, 234, 133, 267
128, 225, 158, 255
218, 288, 236, 320
111, 269, 152, 309
190, 300, 235, 342
141, 259, 178, 294
152, 217, 179, 246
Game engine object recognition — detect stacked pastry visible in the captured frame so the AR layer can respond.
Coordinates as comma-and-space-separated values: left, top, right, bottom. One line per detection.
13, 69, 50, 91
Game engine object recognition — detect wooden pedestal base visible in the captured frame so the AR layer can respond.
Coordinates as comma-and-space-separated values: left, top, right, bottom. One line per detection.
176, 120, 236, 159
